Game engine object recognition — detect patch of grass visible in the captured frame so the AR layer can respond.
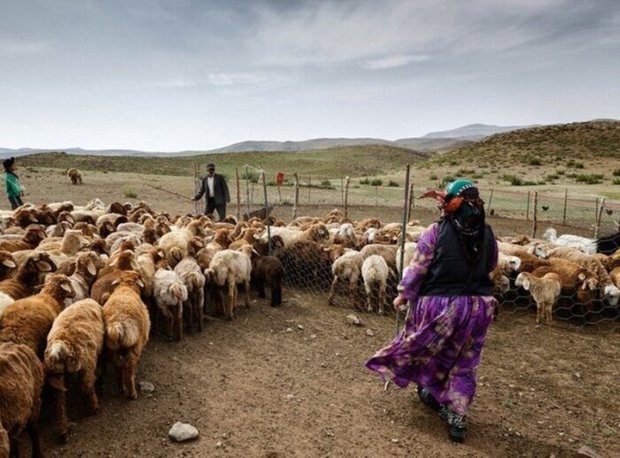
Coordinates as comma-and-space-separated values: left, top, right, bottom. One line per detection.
369, 178, 383, 186
440, 175, 456, 187
544, 173, 559, 181
612, 178, 620, 185
613, 168, 620, 176
525, 155, 543, 166
123, 187, 138, 198
320, 179, 331, 187
359, 177, 370, 185
575, 173, 604, 184
429, 174, 438, 180
556, 169, 566, 175
387, 180, 399, 187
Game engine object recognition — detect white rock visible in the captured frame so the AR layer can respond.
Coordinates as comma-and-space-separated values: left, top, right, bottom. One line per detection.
286, 327, 293, 333
168, 422, 199, 442
215, 441, 223, 448
365, 329, 375, 337
297, 324, 304, 330
310, 334, 317, 340
346, 314, 363, 326
139, 381, 155, 393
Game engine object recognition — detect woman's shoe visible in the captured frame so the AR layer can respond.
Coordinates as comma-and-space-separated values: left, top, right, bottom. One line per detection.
417, 386, 441, 412
439, 406, 467, 443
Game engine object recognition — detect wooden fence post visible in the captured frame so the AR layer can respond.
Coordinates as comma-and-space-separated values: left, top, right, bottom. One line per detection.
235, 168, 241, 220
408, 182, 414, 219
292, 173, 299, 220
244, 165, 251, 218
487, 189, 494, 214
193, 163, 198, 215
531, 191, 538, 238
594, 198, 606, 238
262, 171, 272, 253
343, 176, 350, 220
526, 191, 531, 221
340, 176, 344, 208
562, 188, 568, 225
308, 176, 311, 203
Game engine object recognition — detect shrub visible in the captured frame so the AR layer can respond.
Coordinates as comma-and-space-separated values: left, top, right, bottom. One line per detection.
556, 169, 566, 175
613, 169, 620, 177
545, 173, 559, 181
123, 187, 138, 198
528, 157, 543, 166
458, 168, 475, 175
321, 179, 331, 187
502, 174, 524, 186
359, 178, 370, 185
448, 160, 460, 166
387, 180, 399, 187
369, 178, 383, 186
440, 175, 456, 187
575, 174, 604, 184
429, 174, 438, 180
567, 159, 585, 169
242, 170, 260, 183
612, 179, 620, 185
471, 173, 484, 179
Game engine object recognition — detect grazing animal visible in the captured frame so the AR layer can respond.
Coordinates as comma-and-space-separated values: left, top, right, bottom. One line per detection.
67, 168, 82, 185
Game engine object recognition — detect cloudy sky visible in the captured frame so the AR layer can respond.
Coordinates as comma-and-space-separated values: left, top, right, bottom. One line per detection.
1, 0, 619, 151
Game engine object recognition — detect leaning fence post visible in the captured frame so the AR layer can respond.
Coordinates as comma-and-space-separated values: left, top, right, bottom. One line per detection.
244, 165, 251, 218
397, 164, 412, 334
343, 176, 350, 220
526, 191, 531, 220
487, 189, 494, 214
292, 173, 299, 220
594, 198, 599, 229
531, 191, 538, 238
262, 171, 272, 254
562, 188, 568, 225
594, 198, 606, 238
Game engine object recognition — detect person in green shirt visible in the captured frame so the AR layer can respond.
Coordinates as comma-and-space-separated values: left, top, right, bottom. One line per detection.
3, 157, 24, 210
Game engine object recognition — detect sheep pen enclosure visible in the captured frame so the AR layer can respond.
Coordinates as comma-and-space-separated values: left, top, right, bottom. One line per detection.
4, 165, 619, 458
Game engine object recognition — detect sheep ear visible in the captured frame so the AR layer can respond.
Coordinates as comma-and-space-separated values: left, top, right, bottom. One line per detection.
87, 262, 97, 276
136, 278, 145, 288
36, 260, 53, 272
60, 283, 73, 294
1, 259, 16, 268
521, 277, 530, 290
111, 278, 121, 286
577, 272, 586, 281
109, 257, 118, 267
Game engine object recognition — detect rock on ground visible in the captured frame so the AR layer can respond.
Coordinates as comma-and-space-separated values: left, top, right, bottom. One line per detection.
168, 422, 199, 442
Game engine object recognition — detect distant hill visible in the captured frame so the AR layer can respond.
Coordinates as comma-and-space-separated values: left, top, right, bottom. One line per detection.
18, 144, 429, 178
433, 120, 620, 165
422, 123, 539, 140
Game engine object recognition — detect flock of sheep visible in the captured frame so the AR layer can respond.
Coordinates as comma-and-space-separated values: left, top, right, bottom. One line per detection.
0, 197, 618, 456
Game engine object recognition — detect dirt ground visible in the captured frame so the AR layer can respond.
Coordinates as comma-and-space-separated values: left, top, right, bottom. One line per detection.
9, 168, 620, 457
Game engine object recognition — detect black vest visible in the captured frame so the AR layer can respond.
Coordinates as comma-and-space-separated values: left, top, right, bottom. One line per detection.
419, 219, 495, 297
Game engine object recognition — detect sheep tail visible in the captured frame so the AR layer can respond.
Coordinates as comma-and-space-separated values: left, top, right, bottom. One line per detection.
107, 321, 139, 349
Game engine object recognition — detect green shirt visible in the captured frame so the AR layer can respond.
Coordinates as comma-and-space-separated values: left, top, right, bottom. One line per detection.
4, 172, 23, 197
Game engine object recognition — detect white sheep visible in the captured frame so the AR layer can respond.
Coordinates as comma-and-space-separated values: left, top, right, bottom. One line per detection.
173, 258, 206, 333
515, 272, 562, 325
328, 249, 364, 308
205, 246, 252, 319
153, 268, 188, 341
543, 228, 597, 254
362, 255, 389, 315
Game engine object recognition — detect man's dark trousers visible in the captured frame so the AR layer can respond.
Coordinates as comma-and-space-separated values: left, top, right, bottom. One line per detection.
206, 197, 226, 220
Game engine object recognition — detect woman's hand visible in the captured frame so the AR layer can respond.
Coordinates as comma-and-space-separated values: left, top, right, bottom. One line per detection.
393, 295, 407, 312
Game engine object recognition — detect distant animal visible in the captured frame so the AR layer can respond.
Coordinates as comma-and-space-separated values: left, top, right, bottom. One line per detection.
605, 208, 613, 216
67, 168, 82, 185
542, 205, 549, 212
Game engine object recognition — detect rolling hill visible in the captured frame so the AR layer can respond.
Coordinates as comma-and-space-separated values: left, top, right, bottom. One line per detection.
422, 123, 538, 140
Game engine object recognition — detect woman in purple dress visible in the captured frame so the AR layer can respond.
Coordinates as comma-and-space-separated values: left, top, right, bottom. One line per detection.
366, 179, 498, 443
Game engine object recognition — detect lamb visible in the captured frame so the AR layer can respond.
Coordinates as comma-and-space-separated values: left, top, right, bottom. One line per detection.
0, 252, 56, 318
515, 272, 562, 325
102, 270, 150, 399
261, 223, 330, 247
91, 250, 141, 304
205, 246, 253, 319
65, 251, 101, 306
361, 255, 389, 315
0, 224, 46, 253
548, 246, 620, 305
497, 252, 522, 274
67, 168, 83, 185
251, 255, 284, 307
328, 249, 364, 308
543, 228, 597, 254
157, 220, 207, 267
0, 342, 44, 458
0, 274, 75, 355
489, 267, 510, 294
498, 241, 549, 259
173, 257, 206, 333
153, 268, 188, 341
44, 298, 105, 442
360, 244, 398, 270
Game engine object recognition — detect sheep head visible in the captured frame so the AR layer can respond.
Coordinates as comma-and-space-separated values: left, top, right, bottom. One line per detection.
515, 273, 530, 290
41, 274, 75, 303
111, 270, 144, 293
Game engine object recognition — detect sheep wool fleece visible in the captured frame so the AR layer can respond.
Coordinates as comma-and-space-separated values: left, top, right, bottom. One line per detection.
366, 223, 498, 416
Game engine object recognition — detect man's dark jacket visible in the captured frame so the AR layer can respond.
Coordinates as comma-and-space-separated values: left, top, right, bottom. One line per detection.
194, 174, 230, 206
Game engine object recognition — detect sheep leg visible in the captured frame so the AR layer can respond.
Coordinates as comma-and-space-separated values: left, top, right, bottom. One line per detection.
244, 280, 251, 309
365, 284, 373, 313
328, 276, 339, 306
227, 280, 236, 320
158, 306, 174, 341
350, 278, 360, 310
257, 280, 266, 299
50, 384, 69, 443
378, 285, 386, 315
195, 289, 204, 332
124, 353, 139, 400
535, 303, 541, 325
27, 420, 44, 458
81, 366, 100, 415
174, 301, 183, 341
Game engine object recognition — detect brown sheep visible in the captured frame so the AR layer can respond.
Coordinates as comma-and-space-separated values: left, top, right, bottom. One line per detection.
44, 298, 105, 443
102, 271, 150, 400
67, 168, 82, 185
14, 208, 39, 228
251, 255, 283, 307
0, 224, 46, 253
92, 250, 141, 304
0, 342, 44, 458
0, 252, 56, 314
0, 251, 17, 281
0, 274, 75, 356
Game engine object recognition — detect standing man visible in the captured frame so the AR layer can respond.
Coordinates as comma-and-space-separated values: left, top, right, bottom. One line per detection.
193, 163, 230, 220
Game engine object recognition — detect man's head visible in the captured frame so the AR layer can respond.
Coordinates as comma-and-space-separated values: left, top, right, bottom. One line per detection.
207, 163, 215, 176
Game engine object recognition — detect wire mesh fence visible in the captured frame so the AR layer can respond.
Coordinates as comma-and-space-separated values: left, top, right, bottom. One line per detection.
191, 164, 619, 330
